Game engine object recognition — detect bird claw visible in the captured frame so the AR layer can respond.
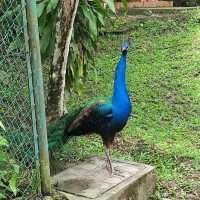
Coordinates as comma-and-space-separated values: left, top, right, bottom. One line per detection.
107, 165, 113, 176
101, 160, 113, 176
113, 168, 122, 177
105, 159, 113, 176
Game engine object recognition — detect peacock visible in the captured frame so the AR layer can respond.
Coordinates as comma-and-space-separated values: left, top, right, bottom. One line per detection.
48, 40, 132, 175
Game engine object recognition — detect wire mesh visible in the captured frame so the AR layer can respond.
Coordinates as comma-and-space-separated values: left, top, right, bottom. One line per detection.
0, 0, 40, 199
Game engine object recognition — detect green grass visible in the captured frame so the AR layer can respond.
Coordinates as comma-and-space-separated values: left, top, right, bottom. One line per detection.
57, 10, 200, 199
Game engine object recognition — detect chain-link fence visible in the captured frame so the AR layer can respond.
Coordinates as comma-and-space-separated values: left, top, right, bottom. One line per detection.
0, 0, 41, 199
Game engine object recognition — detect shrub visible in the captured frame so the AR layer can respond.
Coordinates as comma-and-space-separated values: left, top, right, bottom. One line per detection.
173, 0, 200, 6
0, 121, 19, 199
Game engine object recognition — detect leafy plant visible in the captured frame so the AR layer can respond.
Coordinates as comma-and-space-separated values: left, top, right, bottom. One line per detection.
173, 0, 200, 6
0, 2, 23, 55
37, 0, 117, 90
0, 122, 5, 131
0, 122, 19, 199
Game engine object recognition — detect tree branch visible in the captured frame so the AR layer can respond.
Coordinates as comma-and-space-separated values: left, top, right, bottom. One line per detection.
46, 0, 79, 123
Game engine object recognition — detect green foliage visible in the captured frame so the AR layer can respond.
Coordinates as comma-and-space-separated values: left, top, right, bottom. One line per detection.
0, 122, 5, 132
37, 0, 57, 56
37, 0, 117, 90
46, 0, 59, 14
174, 0, 200, 6
0, 122, 19, 198
0, 3, 23, 54
105, 0, 116, 13
66, 0, 110, 90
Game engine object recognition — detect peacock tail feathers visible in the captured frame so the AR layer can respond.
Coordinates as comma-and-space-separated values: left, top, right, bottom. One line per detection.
47, 96, 111, 150
48, 107, 82, 150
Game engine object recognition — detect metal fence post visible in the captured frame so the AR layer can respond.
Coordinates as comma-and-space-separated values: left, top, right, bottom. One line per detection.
21, 0, 42, 194
25, 0, 51, 195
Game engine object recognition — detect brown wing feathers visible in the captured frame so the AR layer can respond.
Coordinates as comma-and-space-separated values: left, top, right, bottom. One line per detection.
67, 100, 106, 133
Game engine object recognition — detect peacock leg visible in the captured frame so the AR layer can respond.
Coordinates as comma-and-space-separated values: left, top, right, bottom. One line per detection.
104, 145, 113, 175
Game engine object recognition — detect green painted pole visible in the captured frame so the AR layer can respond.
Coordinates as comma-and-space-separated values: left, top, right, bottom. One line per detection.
21, 0, 41, 193
25, 0, 51, 195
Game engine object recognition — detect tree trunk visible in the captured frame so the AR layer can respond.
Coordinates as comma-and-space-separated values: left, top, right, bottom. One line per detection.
46, 0, 79, 123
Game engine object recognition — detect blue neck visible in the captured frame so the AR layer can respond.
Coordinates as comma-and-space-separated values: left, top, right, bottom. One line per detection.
112, 51, 129, 105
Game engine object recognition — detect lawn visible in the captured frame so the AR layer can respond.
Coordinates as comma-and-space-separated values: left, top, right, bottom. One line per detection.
55, 10, 200, 199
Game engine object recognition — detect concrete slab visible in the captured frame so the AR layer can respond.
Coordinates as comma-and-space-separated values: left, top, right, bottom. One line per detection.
53, 156, 155, 200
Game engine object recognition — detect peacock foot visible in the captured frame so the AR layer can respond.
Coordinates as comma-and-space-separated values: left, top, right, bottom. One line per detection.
100, 159, 113, 176
112, 167, 124, 177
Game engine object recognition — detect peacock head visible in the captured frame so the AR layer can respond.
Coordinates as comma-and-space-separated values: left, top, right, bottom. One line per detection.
121, 37, 132, 53
121, 41, 129, 52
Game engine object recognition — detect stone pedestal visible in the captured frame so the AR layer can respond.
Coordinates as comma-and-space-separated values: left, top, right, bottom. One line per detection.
53, 156, 155, 200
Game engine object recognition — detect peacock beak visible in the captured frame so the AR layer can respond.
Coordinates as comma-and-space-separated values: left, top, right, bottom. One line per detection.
122, 46, 128, 52
121, 40, 130, 52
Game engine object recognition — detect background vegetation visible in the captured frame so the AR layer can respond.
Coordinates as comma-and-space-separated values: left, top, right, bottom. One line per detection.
0, 122, 19, 199
37, 0, 119, 90
174, 0, 200, 6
